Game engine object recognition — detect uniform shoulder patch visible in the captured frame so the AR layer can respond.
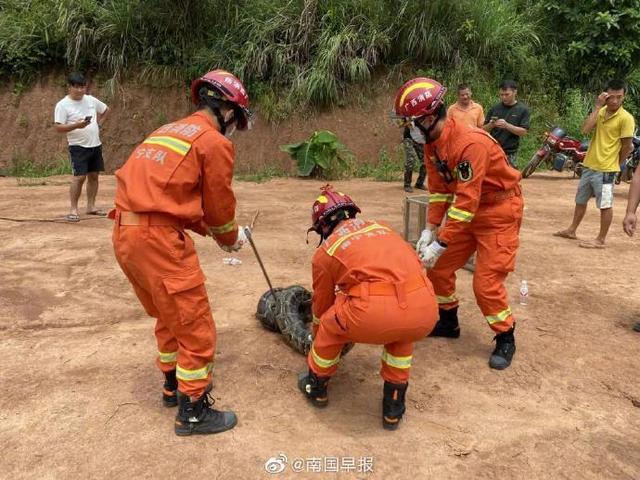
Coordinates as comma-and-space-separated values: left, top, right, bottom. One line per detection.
457, 160, 473, 182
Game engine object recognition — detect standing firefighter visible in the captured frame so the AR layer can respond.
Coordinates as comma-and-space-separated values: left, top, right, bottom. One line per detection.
298, 186, 438, 430
393, 77, 524, 370
111, 69, 253, 436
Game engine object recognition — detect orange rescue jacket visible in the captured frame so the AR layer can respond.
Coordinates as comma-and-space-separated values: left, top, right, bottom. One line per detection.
114, 111, 238, 246
311, 218, 428, 321
424, 118, 522, 244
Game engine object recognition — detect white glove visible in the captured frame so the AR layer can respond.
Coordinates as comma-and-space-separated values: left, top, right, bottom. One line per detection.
419, 241, 447, 269
416, 228, 435, 256
221, 226, 248, 252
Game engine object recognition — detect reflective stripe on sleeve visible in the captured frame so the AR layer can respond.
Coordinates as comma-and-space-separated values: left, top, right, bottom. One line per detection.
429, 193, 454, 203
209, 219, 237, 235
143, 136, 191, 156
326, 223, 390, 256
447, 206, 474, 222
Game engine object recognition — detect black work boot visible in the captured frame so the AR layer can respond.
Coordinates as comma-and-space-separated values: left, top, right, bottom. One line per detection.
403, 170, 414, 193
162, 370, 178, 407
428, 307, 461, 338
489, 326, 516, 370
298, 370, 330, 408
414, 164, 427, 190
382, 381, 408, 430
174, 390, 237, 436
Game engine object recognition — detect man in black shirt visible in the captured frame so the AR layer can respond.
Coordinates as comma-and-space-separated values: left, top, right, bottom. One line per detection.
483, 80, 530, 167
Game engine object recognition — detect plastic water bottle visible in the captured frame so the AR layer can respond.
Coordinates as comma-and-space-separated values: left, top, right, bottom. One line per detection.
519, 280, 529, 305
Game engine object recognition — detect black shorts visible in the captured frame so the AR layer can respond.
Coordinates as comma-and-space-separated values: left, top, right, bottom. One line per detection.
69, 145, 104, 176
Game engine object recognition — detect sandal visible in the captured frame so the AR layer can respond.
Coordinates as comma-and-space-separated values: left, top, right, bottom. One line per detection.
578, 240, 606, 249
86, 209, 107, 216
64, 213, 80, 223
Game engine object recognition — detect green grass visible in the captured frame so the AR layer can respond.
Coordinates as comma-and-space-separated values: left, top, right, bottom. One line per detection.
354, 146, 404, 182
2, 152, 71, 177
235, 166, 288, 183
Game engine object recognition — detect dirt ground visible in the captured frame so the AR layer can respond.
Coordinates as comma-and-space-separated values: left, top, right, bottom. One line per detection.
1, 172, 640, 479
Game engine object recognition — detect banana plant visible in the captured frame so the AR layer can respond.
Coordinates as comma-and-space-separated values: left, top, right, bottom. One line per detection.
280, 130, 352, 177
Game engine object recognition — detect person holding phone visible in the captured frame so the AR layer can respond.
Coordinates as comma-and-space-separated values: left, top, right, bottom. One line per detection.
54, 72, 110, 222
483, 80, 530, 168
554, 79, 635, 248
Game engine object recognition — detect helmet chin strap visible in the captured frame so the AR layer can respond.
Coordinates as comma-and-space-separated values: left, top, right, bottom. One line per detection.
305, 210, 352, 247
198, 87, 236, 135
211, 107, 236, 136
415, 105, 445, 144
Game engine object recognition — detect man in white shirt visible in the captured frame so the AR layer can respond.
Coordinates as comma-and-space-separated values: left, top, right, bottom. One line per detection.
54, 72, 110, 222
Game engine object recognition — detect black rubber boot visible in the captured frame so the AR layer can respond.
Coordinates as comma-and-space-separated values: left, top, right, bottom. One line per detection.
162, 370, 178, 408
489, 326, 516, 370
428, 307, 460, 338
298, 370, 330, 408
382, 382, 408, 430
174, 390, 237, 436
414, 164, 427, 190
404, 170, 414, 193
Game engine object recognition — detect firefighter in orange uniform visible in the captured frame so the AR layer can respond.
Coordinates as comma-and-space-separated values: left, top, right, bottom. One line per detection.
111, 70, 253, 436
393, 77, 524, 370
298, 186, 438, 430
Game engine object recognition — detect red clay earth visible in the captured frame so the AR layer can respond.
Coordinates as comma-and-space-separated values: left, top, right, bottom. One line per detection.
1, 173, 639, 479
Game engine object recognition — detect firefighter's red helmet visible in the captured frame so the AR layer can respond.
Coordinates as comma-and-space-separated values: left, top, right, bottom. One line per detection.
190, 69, 253, 130
392, 77, 447, 125
310, 185, 361, 234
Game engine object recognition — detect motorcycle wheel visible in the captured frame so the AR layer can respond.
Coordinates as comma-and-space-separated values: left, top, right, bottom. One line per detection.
574, 163, 584, 178
521, 152, 548, 178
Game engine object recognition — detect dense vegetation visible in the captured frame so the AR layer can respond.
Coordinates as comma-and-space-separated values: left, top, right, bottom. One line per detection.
1, 0, 639, 168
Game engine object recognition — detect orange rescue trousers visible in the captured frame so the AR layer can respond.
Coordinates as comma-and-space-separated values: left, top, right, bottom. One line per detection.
309, 278, 438, 384
112, 211, 215, 399
428, 195, 524, 333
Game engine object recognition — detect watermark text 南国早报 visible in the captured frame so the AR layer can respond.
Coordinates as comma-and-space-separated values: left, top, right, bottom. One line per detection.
264, 454, 374, 474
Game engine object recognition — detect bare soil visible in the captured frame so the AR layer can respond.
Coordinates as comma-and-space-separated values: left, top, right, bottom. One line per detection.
1, 172, 640, 479
0, 75, 398, 174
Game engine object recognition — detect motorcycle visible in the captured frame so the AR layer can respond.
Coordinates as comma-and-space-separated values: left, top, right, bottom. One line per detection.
521, 126, 589, 178
616, 134, 640, 184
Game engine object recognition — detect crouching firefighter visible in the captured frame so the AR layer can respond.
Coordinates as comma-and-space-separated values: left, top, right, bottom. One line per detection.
393, 77, 524, 370
298, 186, 438, 430
111, 69, 254, 436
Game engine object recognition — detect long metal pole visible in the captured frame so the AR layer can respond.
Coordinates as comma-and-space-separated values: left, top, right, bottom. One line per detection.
244, 226, 278, 300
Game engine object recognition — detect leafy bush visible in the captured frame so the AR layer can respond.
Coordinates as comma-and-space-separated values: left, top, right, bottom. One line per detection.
543, 1, 640, 87
371, 146, 403, 182
280, 130, 353, 179
0, 0, 548, 108
2, 152, 71, 177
